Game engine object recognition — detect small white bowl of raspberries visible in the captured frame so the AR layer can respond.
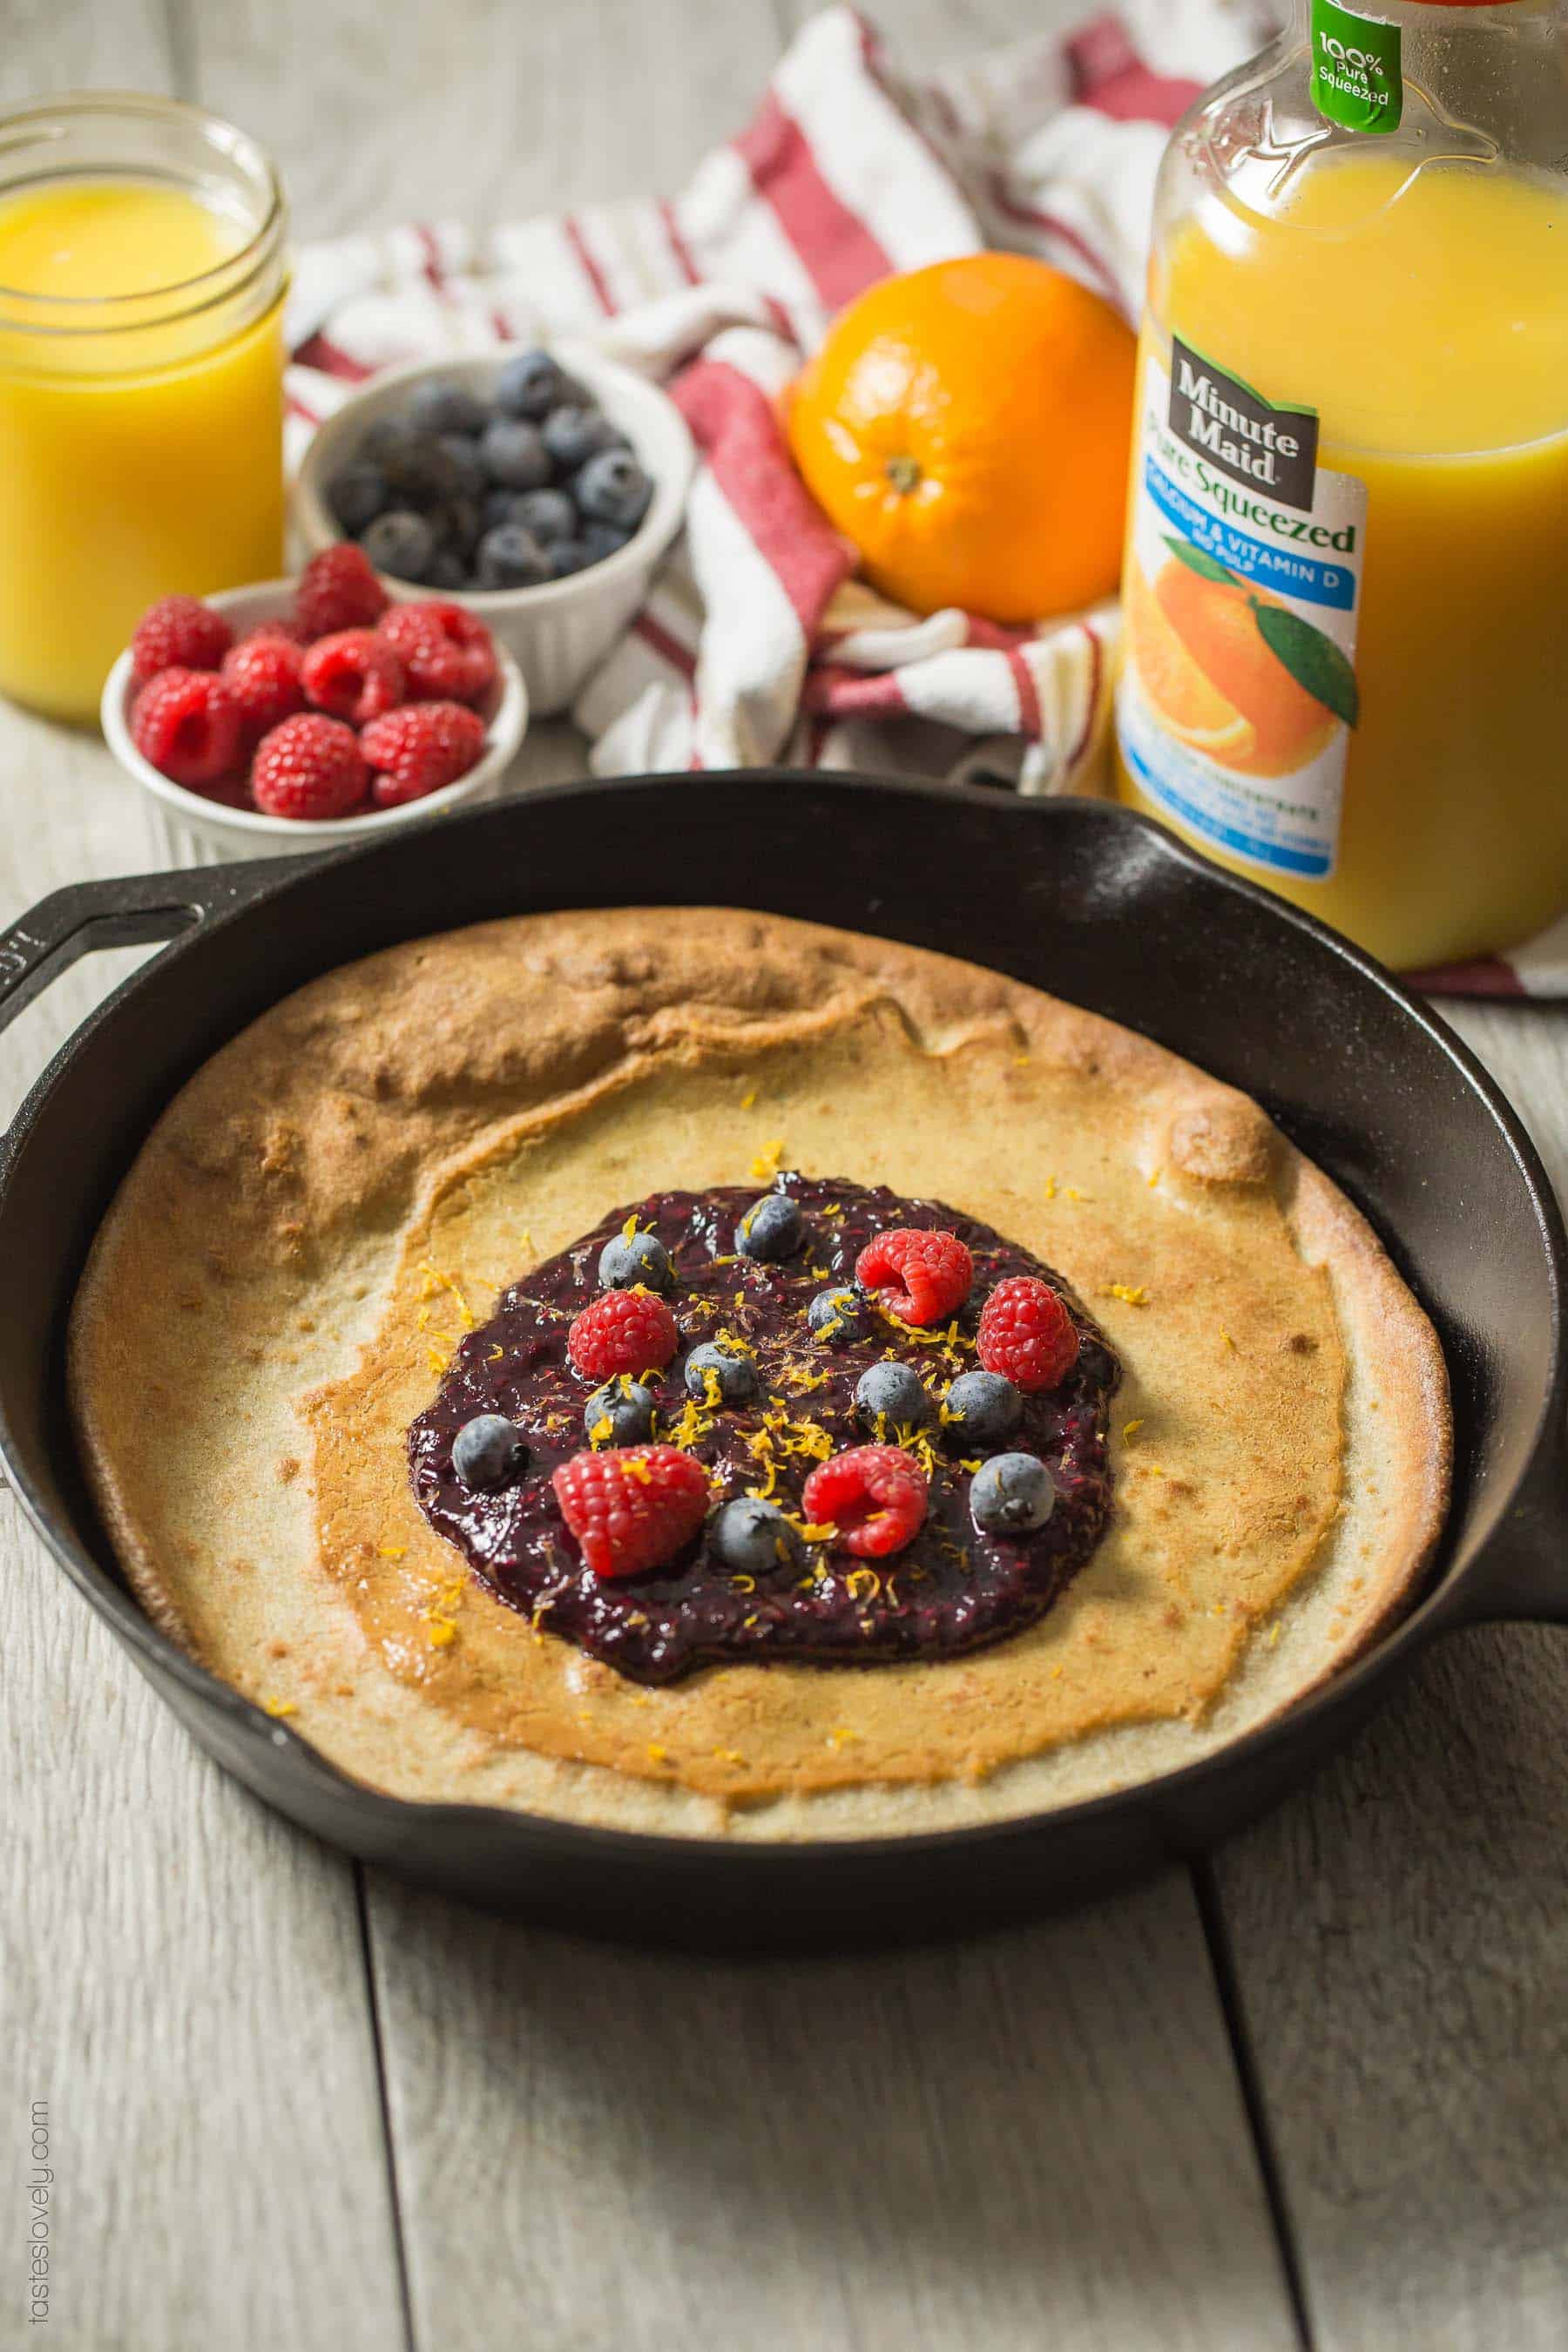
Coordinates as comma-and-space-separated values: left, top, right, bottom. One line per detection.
294, 343, 695, 717
102, 545, 528, 860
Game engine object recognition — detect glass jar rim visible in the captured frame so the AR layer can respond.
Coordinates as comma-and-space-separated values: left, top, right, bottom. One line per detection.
0, 90, 285, 332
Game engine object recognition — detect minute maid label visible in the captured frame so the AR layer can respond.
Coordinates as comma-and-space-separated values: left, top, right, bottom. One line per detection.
1117, 341, 1366, 882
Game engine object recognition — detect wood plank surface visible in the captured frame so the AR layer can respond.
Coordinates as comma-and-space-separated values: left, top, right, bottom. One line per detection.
1213, 1005, 1568, 2352
368, 1871, 1297, 2352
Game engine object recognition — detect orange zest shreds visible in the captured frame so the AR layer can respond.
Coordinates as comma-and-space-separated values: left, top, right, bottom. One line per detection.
884, 1578, 900, 1608
1139, 1463, 1166, 1479
1122, 1418, 1145, 1443
426, 1343, 452, 1377
1268, 1623, 1281, 1648
426, 1621, 456, 1649
589, 1415, 614, 1448
517, 1229, 535, 1258
1104, 1283, 1148, 1306
821, 1202, 845, 1220
826, 1726, 859, 1748
621, 1213, 641, 1244
262, 1697, 296, 1718
844, 1566, 882, 1604
487, 1344, 504, 1363
418, 1259, 475, 1331
749, 1139, 786, 1180
1051, 1664, 1064, 1680
647, 1742, 670, 1764
741, 1612, 760, 1630
713, 1747, 747, 1766
625, 1609, 650, 1629
624, 1456, 653, 1486
747, 1458, 781, 1504
959, 1457, 983, 1475
377, 1542, 408, 1560
1220, 1328, 1237, 1351
1044, 1175, 1058, 1201
1065, 1187, 1089, 1202
740, 1089, 757, 1111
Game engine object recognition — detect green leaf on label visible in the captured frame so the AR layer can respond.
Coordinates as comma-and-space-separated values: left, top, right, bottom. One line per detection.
1251, 601, 1361, 729
1163, 535, 1237, 587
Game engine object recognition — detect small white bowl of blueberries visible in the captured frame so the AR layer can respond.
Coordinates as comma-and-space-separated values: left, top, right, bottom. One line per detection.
295, 341, 696, 715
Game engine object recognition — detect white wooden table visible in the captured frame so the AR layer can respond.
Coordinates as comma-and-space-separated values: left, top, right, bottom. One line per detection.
6, 7, 1567, 2348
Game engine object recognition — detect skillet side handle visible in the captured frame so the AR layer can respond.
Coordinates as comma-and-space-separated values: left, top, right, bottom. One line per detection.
0, 856, 306, 1035
1467, 1416, 1568, 1626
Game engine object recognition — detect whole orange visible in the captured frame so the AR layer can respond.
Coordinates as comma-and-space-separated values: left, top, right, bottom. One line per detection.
785, 253, 1137, 625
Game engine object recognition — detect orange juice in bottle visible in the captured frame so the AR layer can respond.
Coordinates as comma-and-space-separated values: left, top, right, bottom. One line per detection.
1114, 1, 1568, 970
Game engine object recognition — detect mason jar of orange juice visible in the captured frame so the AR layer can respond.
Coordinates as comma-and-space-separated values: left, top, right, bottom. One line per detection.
1114, 0, 1568, 971
0, 96, 288, 725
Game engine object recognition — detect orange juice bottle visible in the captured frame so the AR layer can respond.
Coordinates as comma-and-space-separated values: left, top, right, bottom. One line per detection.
1114, 1, 1568, 970
0, 97, 287, 727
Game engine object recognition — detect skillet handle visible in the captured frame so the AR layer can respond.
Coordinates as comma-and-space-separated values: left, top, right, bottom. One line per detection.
0, 856, 305, 1033
1463, 1414, 1568, 1625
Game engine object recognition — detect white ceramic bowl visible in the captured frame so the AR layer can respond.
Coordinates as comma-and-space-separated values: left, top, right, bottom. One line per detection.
294, 342, 695, 717
102, 578, 528, 864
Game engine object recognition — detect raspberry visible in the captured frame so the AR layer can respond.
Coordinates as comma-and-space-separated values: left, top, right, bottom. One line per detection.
801, 1445, 929, 1560
301, 628, 405, 725
293, 543, 389, 639
250, 713, 368, 821
566, 1288, 679, 1383
129, 667, 242, 789
855, 1227, 973, 1326
976, 1276, 1079, 1393
377, 600, 497, 703
221, 633, 306, 737
359, 700, 486, 808
239, 617, 306, 647
551, 1444, 709, 1580
130, 595, 233, 686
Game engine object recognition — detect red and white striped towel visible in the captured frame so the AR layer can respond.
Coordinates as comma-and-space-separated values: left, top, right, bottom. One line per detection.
283, 1, 1567, 999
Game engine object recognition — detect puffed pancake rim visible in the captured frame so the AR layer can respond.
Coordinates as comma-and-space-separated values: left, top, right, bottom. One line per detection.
70, 908, 1450, 1840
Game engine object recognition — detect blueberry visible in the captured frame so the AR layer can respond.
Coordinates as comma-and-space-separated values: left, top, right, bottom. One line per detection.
735, 1193, 804, 1261
480, 417, 551, 490
475, 523, 551, 590
712, 1497, 801, 1578
685, 1341, 760, 1407
854, 1361, 931, 1434
360, 509, 435, 582
808, 1287, 866, 1345
970, 1451, 1056, 1536
436, 433, 488, 502
496, 348, 571, 422
509, 487, 577, 545
483, 488, 520, 533
430, 496, 483, 560
543, 404, 627, 474
361, 415, 426, 469
598, 1229, 673, 1292
575, 447, 654, 531
549, 537, 594, 579
584, 1377, 656, 1447
377, 430, 463, 508
943, 1370, 1023, 1449
452, 1412, 528, 1490
426, 551, 470, 591
582, 519, 633, 564
328, 463, 390, 535
408, 376, 491, 437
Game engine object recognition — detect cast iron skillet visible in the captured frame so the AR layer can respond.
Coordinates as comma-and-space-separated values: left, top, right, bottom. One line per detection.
1, 777, 1564, 1950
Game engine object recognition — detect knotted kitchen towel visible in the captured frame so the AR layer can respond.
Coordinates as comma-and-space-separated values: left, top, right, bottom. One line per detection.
282, 1, 1567, 997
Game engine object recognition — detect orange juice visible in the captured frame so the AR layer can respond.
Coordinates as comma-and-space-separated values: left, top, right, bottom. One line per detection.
0, 100, 287, 726
1115, 0, 1568, 970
